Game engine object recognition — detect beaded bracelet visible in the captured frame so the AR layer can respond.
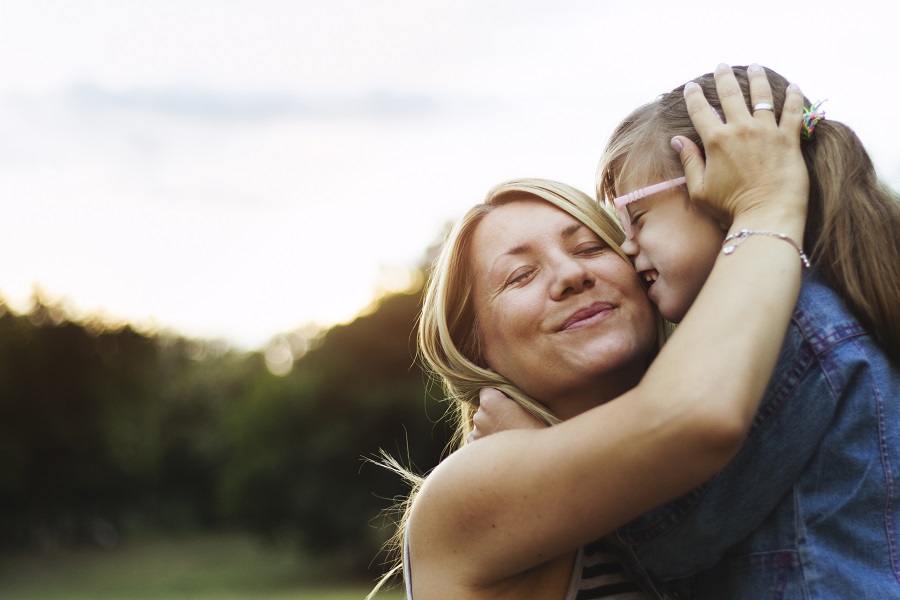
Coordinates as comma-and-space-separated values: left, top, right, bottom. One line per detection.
722, 229, 811, 269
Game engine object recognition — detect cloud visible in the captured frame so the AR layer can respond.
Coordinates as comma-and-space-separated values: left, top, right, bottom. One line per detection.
62, 82, 441, 121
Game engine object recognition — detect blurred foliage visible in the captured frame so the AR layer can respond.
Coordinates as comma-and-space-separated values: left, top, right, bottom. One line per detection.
0, 532, 405, 600
0, 282, 451, 577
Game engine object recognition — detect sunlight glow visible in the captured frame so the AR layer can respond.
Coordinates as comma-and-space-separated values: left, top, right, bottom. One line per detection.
1, 1, 897, 348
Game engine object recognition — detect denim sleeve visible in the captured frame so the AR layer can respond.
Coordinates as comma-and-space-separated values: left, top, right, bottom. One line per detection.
616, 309, 842, 580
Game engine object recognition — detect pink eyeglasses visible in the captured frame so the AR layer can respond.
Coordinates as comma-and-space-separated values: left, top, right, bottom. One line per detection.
612, 176, 687, 239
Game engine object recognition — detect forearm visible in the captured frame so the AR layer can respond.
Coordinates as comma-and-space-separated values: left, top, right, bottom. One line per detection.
645, 206, 806, 436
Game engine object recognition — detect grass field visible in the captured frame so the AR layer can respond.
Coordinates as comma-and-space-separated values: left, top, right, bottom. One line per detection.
0, 533, 404, 600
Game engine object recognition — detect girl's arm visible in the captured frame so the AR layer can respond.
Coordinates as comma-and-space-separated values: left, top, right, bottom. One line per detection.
409, 65, 809, 591
467, 386, 547, 443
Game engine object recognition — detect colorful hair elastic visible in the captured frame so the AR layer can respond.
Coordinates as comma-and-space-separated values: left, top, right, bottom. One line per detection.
802, 100, 826, 140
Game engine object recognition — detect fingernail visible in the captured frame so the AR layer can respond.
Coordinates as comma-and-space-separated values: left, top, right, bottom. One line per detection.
788, 82, 801, 92
748, 63, 762, 72
717, 63, 730, 71
684, 81, 699, 92
671, 137, 684, 153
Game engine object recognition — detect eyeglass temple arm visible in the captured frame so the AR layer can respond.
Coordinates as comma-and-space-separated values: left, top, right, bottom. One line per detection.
612, 176, 687, 209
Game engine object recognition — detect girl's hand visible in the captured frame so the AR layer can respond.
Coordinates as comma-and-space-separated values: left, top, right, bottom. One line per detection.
467, 388, 547, 443
675, 64, 809, 226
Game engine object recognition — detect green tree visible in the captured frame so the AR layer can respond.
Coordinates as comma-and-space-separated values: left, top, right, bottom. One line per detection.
218, 289, 450, 567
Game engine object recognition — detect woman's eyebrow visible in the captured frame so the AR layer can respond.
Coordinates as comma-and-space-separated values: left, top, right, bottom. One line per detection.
499, 223, 586, 259
561, 222, 584, 238
493, 242, 527, 259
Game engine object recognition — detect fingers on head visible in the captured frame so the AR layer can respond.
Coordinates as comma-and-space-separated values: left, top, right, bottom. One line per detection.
713, 63, 747, 117
780, 82, 806, 138
747, 63, 776, 120
683, 81, 719, 132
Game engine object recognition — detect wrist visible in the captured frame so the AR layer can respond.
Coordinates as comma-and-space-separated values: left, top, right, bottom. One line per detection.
721, 229, 811, 269
729, 200, 807, 239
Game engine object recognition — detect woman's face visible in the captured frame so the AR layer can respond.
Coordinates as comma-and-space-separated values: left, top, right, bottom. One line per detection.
471, 199, 657, 419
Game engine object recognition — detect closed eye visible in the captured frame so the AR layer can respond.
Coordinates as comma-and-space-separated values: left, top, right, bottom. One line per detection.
575, 241, 608, 255
629, 210, 645, 228
505, 267, 535, 287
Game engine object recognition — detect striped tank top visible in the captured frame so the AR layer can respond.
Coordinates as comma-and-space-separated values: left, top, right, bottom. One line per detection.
565, 539, 648, 599
403, 534, 649, 599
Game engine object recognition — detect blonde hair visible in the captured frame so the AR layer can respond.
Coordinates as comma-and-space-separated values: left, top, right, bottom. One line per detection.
598, 66, 900, 364
367, 178, 664, 597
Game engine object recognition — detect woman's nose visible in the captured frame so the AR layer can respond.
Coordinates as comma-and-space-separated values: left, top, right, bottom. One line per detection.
551, 258, 595, 300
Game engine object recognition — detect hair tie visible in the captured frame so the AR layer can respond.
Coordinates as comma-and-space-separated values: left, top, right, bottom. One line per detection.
802, 99, 826, 140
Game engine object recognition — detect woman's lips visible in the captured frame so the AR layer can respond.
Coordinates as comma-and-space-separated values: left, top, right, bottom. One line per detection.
560, 301, 614, 331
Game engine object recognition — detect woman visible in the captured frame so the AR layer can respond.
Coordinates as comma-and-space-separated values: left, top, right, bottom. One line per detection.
371, 67, 810, 599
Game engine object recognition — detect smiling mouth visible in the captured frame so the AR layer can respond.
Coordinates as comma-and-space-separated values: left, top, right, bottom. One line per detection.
639, 270, 658, 291
560, 301, 614, 331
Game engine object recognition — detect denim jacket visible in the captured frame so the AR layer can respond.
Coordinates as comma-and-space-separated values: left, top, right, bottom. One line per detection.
617, 270, 900, 599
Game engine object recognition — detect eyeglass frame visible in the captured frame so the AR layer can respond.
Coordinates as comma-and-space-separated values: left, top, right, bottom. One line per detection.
612, 176, 687, 240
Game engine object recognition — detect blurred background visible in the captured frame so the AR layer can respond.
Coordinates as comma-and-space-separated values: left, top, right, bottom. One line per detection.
1, 1, 898, 598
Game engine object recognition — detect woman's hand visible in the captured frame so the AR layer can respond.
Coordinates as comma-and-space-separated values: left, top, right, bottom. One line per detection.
675, 63, 809, 226
467, 388, 547, 443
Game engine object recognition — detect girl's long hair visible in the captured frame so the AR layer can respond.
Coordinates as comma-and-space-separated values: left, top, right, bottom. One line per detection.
598, 66, 900, 364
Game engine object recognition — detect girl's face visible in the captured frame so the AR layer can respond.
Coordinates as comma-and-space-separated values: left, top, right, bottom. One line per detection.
470, 199, 657, 419
617, 175, 726, 323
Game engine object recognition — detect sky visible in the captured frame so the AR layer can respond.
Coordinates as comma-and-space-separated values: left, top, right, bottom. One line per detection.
1, 0, 898, 351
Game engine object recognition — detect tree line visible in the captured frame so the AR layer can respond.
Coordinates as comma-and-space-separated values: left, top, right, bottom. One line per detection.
0, 284, 451, 577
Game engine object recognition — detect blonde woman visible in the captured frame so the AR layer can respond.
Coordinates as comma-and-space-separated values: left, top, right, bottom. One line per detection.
371, 66, 810, 599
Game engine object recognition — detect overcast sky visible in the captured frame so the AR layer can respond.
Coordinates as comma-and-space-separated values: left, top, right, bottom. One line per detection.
1, 0, 897, 350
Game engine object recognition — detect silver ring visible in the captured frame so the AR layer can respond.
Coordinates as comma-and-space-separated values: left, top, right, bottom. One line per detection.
753, 102, 775, 112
